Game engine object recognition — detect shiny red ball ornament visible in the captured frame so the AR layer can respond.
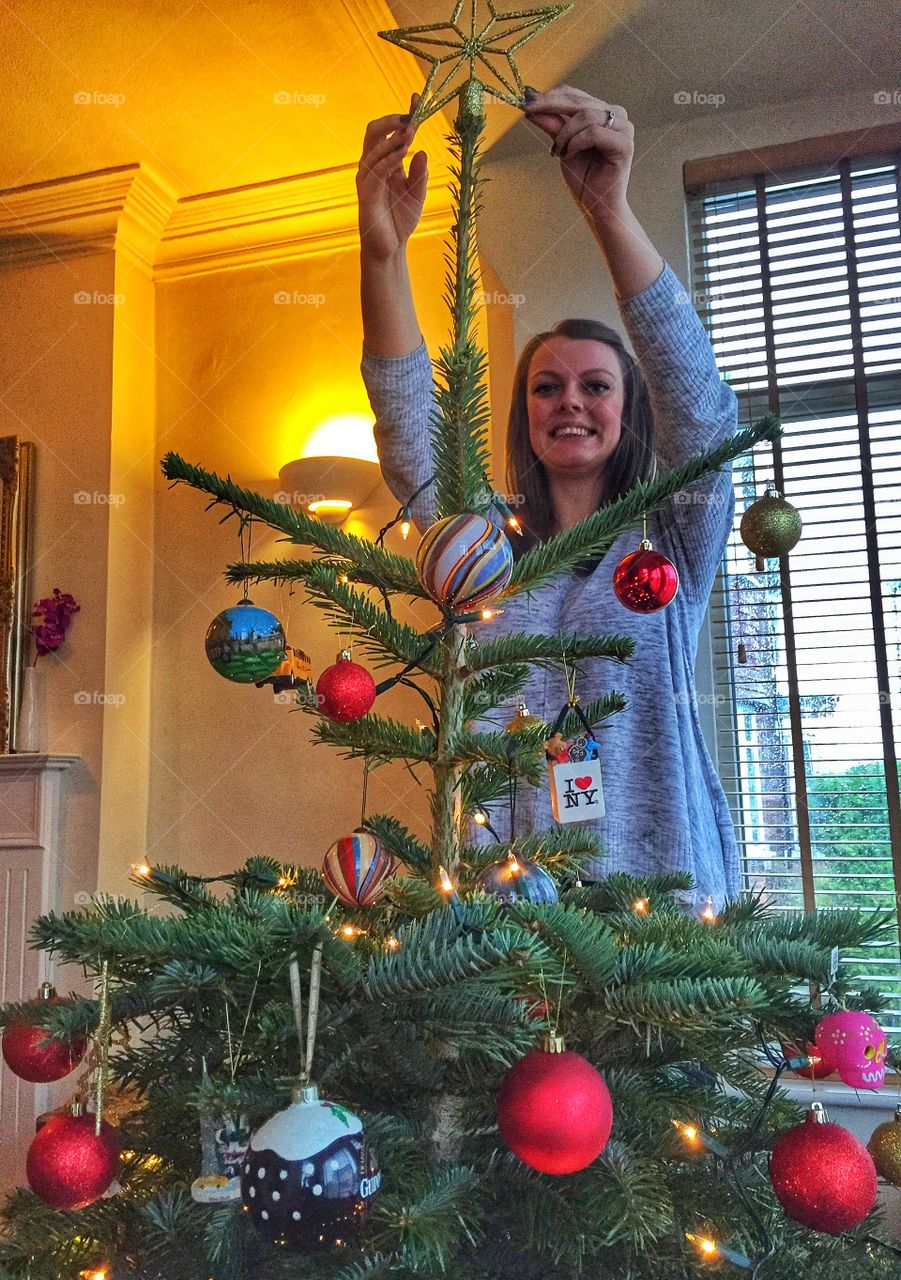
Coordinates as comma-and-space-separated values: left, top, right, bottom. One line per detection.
497, 1034, 613, 1174
769, 1108, 877, 1234
315, 650, 376, 722
2, 983, 88, 1083
612, 540, 679, 613
27, 1109, 120, 1210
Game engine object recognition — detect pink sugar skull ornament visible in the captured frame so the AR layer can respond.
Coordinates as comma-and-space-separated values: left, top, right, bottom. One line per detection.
814, 1011, 887, 1090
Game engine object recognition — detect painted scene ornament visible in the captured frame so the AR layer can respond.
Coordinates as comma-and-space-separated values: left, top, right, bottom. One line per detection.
477, 853, 558, 904
241, 1084, 380, 1249
205, 600, 285, 683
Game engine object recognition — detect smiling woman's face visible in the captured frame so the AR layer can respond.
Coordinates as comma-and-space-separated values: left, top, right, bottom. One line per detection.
526, 336, 625, 486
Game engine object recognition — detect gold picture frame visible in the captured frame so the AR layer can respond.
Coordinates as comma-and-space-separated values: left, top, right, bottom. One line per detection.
0, 438, 35, 752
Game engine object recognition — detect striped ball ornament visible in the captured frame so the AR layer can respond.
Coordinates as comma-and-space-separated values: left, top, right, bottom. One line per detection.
322, 829, 395, 908
416, 514, 513, 610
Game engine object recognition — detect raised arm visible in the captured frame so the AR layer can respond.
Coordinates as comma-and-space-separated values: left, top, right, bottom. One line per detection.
521, 87, 663, 301
357, 96, 428, 357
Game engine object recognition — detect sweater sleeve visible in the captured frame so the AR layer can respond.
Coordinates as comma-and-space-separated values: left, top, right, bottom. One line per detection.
617, 264, 737, 603
360, 341, 439, 532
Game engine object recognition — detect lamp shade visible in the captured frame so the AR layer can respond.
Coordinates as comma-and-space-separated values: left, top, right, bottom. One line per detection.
277, 456, 384, 524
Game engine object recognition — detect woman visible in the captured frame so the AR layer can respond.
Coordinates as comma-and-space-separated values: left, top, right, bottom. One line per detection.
357, 87, 739, 908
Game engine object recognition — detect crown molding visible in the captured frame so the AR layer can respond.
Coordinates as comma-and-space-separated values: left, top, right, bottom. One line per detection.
154, 159, 455, 281
0, 165, 177, 274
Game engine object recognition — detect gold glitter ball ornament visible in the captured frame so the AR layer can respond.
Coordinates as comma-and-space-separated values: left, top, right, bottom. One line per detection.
868, 1106, 901, 1185
505, 702, 545, 734
739, 491, 802, 558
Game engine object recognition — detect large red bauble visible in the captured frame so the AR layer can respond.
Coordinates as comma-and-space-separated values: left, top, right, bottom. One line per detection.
769, 1111, 877, 1234
497, 1043, 613, 1175
315, 653, 376, 722
612, 545, 679, 613
2, 992, 88, 1083
27, 1112, 120, 1210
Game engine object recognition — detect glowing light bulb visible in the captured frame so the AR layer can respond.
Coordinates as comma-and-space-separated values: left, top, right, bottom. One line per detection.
506, 853, 521, 876
507, 515, 522, 535
632, 897, 649, 914
340, 924, 359, 940
672, 1119, 700, 1146
385, 936, 400, 951
400, 520, 411, 540
438, 866, 454, 896
473, 811, 488, 826
131, 862, 151, 880
339, 573, 350, 585
701, 897, 717, 923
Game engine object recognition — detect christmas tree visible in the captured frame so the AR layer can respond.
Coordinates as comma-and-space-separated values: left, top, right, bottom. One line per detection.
1, 8, 899, 1280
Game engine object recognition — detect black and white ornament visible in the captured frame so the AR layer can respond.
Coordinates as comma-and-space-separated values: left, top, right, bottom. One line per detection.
241, 1084, 380, 1250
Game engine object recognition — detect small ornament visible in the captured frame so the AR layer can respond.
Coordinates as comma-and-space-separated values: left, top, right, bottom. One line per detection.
205, 600, 285, 683
814, 1010, 887, 1090
769, 1105, 877, 1234
612, 539, 679, 613
322, 829, 395, 908
2, 983, 88, 1083
497, 1033, 613, 1175
477, 854, 558, 905
780, 1040, 835, 1080
316, 651, 376, 722
191, 1107, 252, 1204
416, 513, 513, 611
241, 1083, 380, 1250
256, 644, 316, 700
505, 702, 545, 735
739, 489, 802, 558
26, 1105, 120, 1211
868, 1106, 901, 1186
547, 734, 604, 824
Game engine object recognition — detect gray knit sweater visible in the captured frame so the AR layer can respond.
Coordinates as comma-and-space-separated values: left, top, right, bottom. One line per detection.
361, 264, 739, 907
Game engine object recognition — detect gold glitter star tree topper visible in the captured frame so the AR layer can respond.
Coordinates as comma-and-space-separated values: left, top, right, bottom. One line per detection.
379, 0, 570, 122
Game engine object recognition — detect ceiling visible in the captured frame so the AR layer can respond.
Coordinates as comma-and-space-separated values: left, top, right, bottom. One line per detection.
0, 0, 896, 198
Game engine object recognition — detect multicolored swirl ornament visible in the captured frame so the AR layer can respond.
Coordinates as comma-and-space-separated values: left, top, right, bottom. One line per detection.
417, 513, 513, 611
322, 829, 395, 908
612, 538, 679, 613
241, 1083, 380, 1249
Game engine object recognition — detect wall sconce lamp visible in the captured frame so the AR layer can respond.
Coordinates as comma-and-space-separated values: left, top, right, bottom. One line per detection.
278, 455, 383, 524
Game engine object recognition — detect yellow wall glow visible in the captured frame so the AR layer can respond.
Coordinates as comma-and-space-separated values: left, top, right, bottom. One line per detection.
295, 412, 378, 464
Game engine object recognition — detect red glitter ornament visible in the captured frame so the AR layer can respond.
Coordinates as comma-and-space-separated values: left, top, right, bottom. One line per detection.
497, 1034, 613, 1174
769, 1107, 877, 1234
315, 651, 377, 722
26, 1108, 120, 1210
612, 540, 679, 613
2, 983, 88, 1083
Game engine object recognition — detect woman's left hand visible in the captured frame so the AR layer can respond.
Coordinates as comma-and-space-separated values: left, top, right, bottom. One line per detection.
522, 86, 635, 224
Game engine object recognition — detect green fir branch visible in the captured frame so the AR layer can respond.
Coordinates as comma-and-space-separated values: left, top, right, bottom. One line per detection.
463, 630, 634, 675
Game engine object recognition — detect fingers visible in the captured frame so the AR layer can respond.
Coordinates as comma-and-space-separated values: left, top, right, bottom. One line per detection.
552, 109, 633, 159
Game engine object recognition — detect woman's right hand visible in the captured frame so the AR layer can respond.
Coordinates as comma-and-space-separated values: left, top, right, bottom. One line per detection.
357, 94, 428, 262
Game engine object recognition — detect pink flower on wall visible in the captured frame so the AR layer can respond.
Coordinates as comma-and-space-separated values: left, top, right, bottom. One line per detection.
31, 589, 80, 659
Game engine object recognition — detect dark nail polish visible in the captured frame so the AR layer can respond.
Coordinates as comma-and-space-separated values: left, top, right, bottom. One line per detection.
550, 142, 559, 157
522, 86, 538, 105
398, 113, 412, 124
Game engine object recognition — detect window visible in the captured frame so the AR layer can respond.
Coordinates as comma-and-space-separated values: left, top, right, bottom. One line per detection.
686, 130, 901, 1023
